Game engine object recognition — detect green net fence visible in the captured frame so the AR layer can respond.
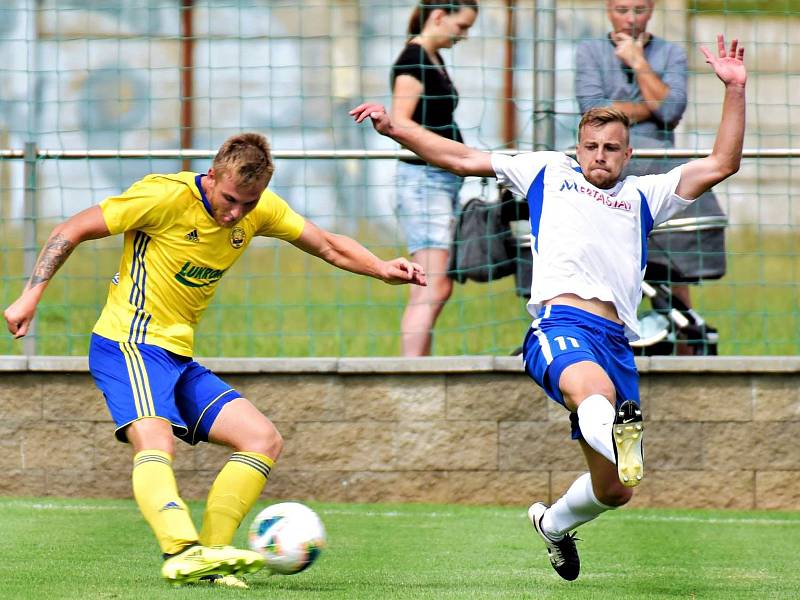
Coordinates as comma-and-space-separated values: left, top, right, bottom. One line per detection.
0, 0, 798, 357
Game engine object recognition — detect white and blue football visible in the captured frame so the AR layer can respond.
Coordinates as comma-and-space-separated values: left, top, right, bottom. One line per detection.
248, 501, 326, 575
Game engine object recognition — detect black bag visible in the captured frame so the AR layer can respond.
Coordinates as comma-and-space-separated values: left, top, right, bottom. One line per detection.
447, 197, 516, 283
646, 188, 727, 282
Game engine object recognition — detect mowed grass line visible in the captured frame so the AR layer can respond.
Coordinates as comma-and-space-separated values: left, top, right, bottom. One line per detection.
691, 0, 796, 14
1, 226, 798, 356
0, 497, 799, 599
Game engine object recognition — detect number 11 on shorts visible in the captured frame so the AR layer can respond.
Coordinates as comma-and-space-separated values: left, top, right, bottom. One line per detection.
554, 336, 580, 351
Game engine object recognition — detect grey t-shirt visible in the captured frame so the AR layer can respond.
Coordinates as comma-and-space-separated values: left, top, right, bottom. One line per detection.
575, 35, 725, 281
575, 35, 688, 148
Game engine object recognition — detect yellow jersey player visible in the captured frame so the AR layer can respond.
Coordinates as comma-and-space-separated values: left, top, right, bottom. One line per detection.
4, 133, 426, 587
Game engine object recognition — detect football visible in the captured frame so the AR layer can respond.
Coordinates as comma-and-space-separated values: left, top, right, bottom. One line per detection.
248, 502, 326, 575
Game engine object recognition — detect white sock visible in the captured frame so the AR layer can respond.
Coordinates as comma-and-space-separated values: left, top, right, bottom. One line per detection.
542, 472, 615, 539
576, 394, 616, 464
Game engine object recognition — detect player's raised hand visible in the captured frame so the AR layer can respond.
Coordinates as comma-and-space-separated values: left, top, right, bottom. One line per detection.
380, 257, 427, 286
700, 34, 746, 87
349, 103, 393, 136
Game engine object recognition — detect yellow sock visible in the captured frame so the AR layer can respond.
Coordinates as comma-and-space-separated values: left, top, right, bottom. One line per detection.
132, 450, 198, 555
199, 452, 274, 547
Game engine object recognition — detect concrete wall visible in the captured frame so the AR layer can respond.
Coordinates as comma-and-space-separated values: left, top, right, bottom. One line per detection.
2, 356, 799, 510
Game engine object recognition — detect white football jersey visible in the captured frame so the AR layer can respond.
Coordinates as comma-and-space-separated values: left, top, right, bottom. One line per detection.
492, 151, 692, 340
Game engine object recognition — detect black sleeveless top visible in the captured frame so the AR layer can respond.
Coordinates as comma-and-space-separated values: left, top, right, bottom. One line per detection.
391, 43, 462, 165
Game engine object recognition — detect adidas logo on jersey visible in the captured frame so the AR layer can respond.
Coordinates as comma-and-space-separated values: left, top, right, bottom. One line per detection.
185, 229, 199, 243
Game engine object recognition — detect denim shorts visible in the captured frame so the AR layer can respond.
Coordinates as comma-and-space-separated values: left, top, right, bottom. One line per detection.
395, 161, 463, 254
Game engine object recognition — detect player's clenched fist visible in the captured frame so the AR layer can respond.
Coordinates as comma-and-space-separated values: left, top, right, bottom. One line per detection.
3, 295, 36, 338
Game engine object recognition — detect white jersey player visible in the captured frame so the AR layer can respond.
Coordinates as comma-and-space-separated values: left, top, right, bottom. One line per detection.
352, 34, 746, 581
492, 150, 689, 340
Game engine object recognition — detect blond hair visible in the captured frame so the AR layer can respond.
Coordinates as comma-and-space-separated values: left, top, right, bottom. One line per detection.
212, 132, 274, 188
577, 107, 631, 145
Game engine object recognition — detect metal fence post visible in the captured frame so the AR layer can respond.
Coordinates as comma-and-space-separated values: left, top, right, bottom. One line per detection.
533, 0, 556, 151
22, 141, 38, 357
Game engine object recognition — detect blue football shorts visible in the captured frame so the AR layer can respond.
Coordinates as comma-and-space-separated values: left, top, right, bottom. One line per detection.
522, 304, 640, 440
88, 333, 242, 445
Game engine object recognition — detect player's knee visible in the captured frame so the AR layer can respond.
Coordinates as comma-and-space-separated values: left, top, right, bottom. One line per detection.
589, 384, 616, 404
267, 425, 284, 459
132, 440, 176, 457
125, 418, 176, 455
565, 386, 616, 409
559, 367, 616, 406
596, 483, 633, 507
246, 420, 283, 459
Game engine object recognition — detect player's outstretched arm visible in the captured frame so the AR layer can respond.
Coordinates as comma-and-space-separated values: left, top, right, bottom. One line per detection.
3, 205, 110, 338
291, 220, 426, 287
349, 102, 495, 178
676, 34, 746, 200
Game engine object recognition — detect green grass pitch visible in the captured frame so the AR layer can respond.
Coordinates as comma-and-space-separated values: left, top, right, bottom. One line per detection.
1, 497, 799, 599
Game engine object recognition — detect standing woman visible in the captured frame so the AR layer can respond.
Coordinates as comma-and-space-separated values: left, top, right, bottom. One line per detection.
391, 0, 478, 356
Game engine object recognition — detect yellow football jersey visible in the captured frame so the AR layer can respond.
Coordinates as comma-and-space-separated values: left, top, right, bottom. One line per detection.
93, 171, 305, 356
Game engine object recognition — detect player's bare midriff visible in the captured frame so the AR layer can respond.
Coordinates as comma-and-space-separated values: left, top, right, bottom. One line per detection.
543, 293, 623, 325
